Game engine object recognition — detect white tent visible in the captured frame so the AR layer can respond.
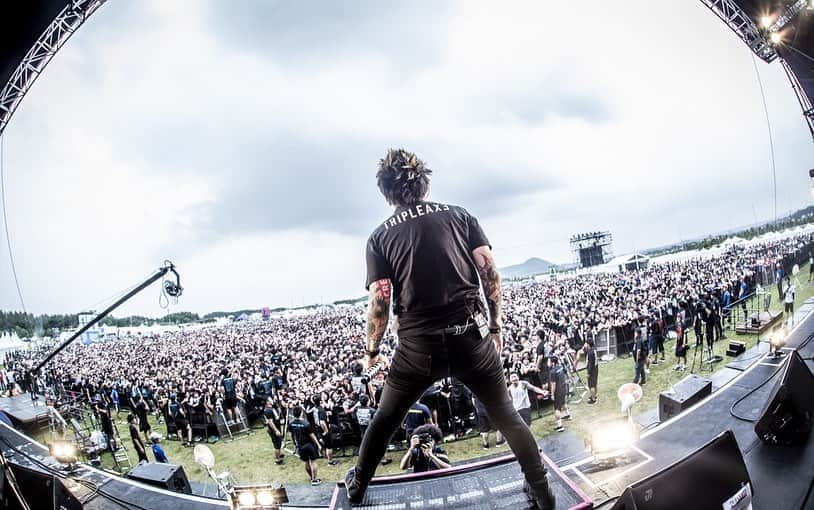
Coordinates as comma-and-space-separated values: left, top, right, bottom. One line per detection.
0, 332, 27, 354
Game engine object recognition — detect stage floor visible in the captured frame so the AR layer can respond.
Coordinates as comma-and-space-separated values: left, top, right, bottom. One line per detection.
330, 452, 592, 510
0, 393, 50, 426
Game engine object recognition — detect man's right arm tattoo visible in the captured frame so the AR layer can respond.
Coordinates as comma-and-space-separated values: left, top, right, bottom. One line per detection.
477, 254, 503, 329
365, 279, 391, 354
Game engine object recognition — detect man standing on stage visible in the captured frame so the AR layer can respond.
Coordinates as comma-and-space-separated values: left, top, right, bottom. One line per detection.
344, 149, 555, 509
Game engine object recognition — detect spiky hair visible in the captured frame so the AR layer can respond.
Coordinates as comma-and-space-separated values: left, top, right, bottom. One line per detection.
376, 148, 432, 207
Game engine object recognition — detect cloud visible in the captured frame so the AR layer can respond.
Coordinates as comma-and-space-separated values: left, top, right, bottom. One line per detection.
0, 0, 812, 315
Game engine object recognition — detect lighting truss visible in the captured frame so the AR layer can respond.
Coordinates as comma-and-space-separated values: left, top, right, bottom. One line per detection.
0, 0, 108, 137
699, 0, 778, 62
770, 0, 808, 31
780, 57, 814, 142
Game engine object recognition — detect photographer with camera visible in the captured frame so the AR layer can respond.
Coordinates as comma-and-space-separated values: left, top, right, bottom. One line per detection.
399, 424, 450, 473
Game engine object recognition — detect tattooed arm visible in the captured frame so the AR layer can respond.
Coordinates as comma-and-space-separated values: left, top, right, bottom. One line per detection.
473, 245, 503, 354
364, 279, 392, 368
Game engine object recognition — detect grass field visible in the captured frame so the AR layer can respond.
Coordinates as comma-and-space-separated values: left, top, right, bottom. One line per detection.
33, 267, 814, 488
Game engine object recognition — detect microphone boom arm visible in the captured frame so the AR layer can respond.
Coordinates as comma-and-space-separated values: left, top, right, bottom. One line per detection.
32, 261, 181, 374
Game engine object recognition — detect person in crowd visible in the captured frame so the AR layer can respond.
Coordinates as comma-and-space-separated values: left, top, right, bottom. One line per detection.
576, 339, 598, 404
150, 433, 169, 463
403, 400, 433, 440
399, 424, 450, 472
508, 372, 548, 427
128, 413, 149, 464
355, 395, 375, 439
673, 321, 687, 371
473, 395, 504, 449
310, 396, 339, 466
289, 405, 322, 486
784, 277, 796, 323
548, 357, 569, 432
135, 395, 152, 443
632, 329, 647, 387
263, 396, 285, 465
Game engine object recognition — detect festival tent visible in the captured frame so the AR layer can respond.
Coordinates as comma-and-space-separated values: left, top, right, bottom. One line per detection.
0, 332, 27, 354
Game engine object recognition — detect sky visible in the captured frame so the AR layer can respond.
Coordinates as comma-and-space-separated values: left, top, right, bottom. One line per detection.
0, 0, 812, 317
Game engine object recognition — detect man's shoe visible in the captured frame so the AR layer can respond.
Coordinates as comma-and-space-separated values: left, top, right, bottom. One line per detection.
311, 479, 322, 486
345, 467, 367, 505
328, 459, 341, 466
525, 478, 556, 510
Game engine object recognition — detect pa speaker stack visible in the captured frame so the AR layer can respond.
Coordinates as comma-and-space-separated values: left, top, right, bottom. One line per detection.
755, 350, 814, 445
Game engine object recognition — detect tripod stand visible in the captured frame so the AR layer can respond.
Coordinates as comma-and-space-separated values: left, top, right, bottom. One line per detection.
690, 335, 714, 374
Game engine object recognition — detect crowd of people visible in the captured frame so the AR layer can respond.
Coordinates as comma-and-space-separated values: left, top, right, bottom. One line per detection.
1, 231, 811, 475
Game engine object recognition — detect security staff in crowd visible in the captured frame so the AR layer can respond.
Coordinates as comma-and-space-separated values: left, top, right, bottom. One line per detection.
263, 396, 285, 465
576, 339, 598, 404
344, 149, 555, 509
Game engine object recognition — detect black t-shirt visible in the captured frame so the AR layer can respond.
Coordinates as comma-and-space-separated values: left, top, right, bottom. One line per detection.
263, 406, 281, 433
289, 418, 315, 449
136, 401, 149, 421
222, 377, 236, 397
411, 445, 449, 473
551, 367, 567, 397
365, 201, 490, 335
586, 348, 597, 375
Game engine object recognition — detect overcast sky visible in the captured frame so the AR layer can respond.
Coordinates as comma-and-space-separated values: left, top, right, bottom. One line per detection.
0, 1, 812, 316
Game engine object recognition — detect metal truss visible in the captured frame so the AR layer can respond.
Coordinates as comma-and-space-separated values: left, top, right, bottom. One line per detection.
699, 0, 778, 63
0, 0, 107, 137
770, 0, 808, 32
780, 57, 814, 143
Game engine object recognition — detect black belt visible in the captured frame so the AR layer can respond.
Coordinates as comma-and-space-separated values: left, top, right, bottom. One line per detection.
441, 322, 478, 336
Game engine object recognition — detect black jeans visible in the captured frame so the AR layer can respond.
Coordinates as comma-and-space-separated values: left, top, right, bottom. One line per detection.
354, 329, 549, 496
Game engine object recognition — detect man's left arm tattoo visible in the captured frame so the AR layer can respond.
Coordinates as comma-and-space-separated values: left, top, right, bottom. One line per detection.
366, 279, 391, 354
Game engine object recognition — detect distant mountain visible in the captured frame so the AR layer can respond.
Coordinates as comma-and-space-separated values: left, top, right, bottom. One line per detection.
499, 257, 555, 280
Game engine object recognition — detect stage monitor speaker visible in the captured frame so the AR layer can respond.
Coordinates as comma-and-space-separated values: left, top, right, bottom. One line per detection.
126, 462, 191, 494
726, 341, 746, 357
2, 465, 83, 510
610, 430, 752, 510
658, 374, 712, 422
755, 350, 814, 445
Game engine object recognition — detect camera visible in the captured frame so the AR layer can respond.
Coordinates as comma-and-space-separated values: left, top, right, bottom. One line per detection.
417, 432, 433, 447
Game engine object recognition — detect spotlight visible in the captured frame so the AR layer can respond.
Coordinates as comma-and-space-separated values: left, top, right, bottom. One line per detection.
760, 15, 772, 28
770, 31, 782, 44
237, 492, 256, 507
585, 417, 640, 462
49, 440, 78, 467
229, 484, 288, 510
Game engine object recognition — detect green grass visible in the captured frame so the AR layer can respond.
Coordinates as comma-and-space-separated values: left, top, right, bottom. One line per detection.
31, 267, 814, 488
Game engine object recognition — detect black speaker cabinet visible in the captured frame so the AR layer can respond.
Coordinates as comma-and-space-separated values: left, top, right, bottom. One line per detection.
755, 350, 814, 445
126, 462, 191, 494
2, 465, 83, 510
726, 341, 746, 357
658, 374, 712, 422
611, 430, 752, 510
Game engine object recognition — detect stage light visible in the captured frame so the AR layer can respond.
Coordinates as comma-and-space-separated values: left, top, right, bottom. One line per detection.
770, 32, 782, 44
237, 491, 256, 507
760, 15, 772, 28
586, 418, 640, 461
230, 484, 288, 509
49, 440, 78, 466
256, 491, 275, 506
